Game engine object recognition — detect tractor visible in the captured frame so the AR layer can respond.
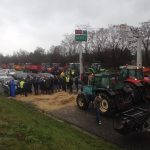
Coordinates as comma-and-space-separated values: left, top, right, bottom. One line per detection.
113, 65, 150, 135
119, 65, 150, 103
76, 72, 133, 116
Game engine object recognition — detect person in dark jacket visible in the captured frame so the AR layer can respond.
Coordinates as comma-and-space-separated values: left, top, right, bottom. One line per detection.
69, 77, 73, 93
61, 77, 66, 92
75, 77, 79, 93
33, 77, 39, 95
39, 78, 45, 94
49, 77, 54, 94
57, 76, 61, 91
23, 79, 28, 97
93, 95, 102, 125
45, 78, 50, 94
27, 77, 32, 94
54, 76, 59, 92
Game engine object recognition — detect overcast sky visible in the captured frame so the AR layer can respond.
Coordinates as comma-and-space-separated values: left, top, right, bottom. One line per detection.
0, 0, 150, 55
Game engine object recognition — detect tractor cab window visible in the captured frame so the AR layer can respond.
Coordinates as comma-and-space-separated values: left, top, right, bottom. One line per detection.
129, 69, 143, 80
119, 68, 128, 80
128, 69, 136, 78
101, 77, 109, 88
93, 76, 101, 87
110, 76, 117, 87
136, 69, 144, 80
94, 76, 109, 88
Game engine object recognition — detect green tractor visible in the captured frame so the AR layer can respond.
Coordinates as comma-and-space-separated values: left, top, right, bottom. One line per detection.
76, 72, 133, 116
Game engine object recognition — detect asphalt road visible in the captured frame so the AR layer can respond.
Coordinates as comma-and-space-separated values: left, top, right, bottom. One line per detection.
47, 102, 150, 150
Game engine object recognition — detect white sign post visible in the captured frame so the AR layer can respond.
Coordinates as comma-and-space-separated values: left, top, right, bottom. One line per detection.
75, 30, 87, 79
79, 43, 83, 80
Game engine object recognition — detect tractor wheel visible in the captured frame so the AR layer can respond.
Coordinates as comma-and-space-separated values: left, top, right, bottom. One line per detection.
76, 93, 89, 110
98, 93, 115, 116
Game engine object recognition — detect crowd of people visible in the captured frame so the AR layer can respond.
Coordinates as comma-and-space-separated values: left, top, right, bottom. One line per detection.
8, 70, 102, 125
9, 71, 79, 97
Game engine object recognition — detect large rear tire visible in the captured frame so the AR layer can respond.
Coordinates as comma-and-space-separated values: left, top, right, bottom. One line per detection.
125, 83, 142, 103
98, 93, 115, 116
76, 93, 89, 110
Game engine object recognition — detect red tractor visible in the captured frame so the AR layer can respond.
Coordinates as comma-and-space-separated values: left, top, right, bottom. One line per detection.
119, 65, 150, 103
113, 65, 150, 135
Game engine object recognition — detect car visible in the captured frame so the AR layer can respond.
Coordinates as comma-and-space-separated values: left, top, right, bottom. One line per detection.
1, 76, 14, 84
0, 73, 8, 82
7, 69, 16, 76
37, 73, 54, 78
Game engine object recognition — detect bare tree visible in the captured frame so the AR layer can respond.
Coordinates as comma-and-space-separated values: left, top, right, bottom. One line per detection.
89, 28, 109, 53
61, 34, 78, 56
140, 21, 150, 66
29, 47, 45, 64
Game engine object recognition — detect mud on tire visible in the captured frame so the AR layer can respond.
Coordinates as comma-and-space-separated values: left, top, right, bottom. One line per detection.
98, 93, 115, 116
76, 93, 89, 110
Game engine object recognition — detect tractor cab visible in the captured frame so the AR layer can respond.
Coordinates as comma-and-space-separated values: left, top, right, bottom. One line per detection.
119, 65, 144, 81
82, 72, 124, 96
92, 73, 123, 90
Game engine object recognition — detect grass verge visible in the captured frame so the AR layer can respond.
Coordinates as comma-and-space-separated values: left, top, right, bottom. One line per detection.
0, 96, 120, 150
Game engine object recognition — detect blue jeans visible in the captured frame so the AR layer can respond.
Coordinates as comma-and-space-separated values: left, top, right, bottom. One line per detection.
96, 108, 101, 123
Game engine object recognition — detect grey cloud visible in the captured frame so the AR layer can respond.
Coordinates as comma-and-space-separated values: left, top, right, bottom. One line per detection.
0, 0, 150, 55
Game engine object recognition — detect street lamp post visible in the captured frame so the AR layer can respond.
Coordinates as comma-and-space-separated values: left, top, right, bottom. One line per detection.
137, 37, 142, 67
130, 27, 142, 67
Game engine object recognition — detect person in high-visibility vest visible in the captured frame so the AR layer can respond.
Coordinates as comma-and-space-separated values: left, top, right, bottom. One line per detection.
19, 79, 25, 95
65, 76, 70, 90
71, 70, 75, 76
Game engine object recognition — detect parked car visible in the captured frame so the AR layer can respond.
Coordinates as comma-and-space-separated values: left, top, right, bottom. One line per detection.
0, 73, 9, 82
7, 69, 16, 76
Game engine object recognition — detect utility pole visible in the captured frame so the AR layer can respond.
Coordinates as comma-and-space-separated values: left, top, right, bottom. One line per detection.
79, 43, 83, 79
130, 27, 142, 67
137, 37, 142, 67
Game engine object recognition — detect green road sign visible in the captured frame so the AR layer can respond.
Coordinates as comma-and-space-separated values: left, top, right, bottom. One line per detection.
75, 30, 87, 42
75, 34, 87, 41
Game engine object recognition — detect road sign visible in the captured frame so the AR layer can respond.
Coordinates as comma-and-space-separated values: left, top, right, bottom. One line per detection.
75, 30, 82, 34
75, 30, 87, 41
